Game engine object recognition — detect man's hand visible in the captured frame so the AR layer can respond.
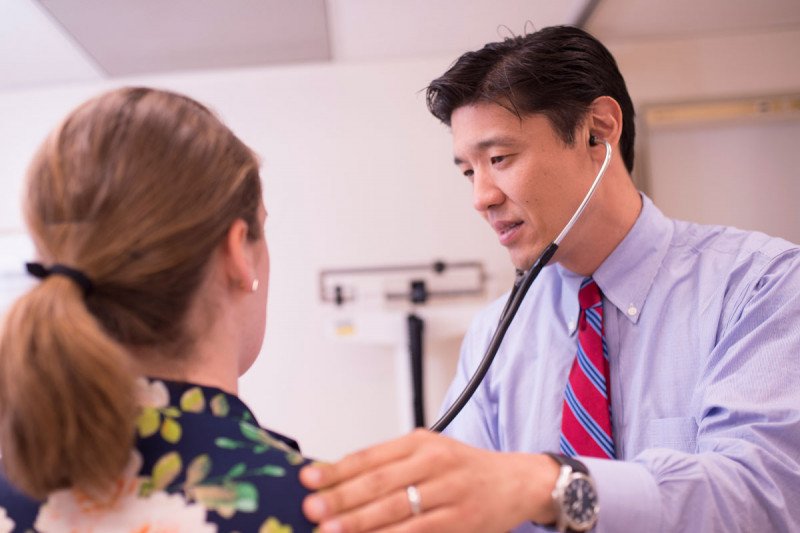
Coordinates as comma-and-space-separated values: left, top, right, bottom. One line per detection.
300, 429, 560, 532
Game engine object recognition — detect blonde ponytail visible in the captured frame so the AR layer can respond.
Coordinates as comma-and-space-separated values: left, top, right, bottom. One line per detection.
0, 276, 137, 500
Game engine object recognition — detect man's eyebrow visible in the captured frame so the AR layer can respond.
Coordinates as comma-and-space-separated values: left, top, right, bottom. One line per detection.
453, 136, 519, 165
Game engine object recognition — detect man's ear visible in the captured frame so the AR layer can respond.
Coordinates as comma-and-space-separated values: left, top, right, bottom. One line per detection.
222, 218, 253, 291
586, 96, 623, 149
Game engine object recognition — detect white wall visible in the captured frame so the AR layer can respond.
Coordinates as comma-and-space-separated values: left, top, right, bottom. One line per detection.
1, 26, 798, 461
608, 27, 800, 243
608, 28, 800, 104
647, 118, 800, 243
0, 57, 514, 460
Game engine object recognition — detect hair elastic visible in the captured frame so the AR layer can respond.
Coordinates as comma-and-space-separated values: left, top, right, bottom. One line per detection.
25, 262, 95, 297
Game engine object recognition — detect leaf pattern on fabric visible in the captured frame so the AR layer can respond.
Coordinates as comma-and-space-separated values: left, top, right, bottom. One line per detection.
34, 451, 216, 532
152, 452, 183, 492
1, 379, 315, 532
170, 452, 289, 519
188, 483, 240, 519
227, 463, 248, 478
210, 393, 230, 417
185, 454, 212, 488
186, 479, 258, 518
137, 408, 161, 437
181, 387, 206, 413
135, 388, 183, 442
260, 516, 294, 533
238, 421, 304, 466
161, 417, 183, 443
131, 382, 305, 522
215, 437, 247, 450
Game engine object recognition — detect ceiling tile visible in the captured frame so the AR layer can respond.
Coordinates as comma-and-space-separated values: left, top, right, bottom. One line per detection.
327, 0, 591, 61
39, 0, 331, 76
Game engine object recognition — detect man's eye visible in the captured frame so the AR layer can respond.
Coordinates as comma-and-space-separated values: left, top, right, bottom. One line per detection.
463, 169, 474, 178
490, 155, 506, 165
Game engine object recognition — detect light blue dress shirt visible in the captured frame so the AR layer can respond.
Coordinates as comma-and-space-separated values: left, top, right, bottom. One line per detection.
441, 194, 800, 532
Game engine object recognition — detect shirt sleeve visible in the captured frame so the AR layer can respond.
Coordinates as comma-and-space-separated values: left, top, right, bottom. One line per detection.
585, 249, 800, 532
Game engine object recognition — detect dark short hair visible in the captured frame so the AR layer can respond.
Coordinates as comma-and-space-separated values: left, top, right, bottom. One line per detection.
426, 25, 636, 172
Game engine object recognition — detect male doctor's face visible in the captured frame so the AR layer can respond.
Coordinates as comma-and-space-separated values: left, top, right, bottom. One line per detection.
451, 102, 598, 271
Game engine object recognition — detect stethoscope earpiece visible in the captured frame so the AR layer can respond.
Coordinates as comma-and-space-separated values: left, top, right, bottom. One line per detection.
589, 134, 599, 146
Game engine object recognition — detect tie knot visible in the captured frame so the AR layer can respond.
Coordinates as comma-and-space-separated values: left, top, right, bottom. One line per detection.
578, 278, 602, 311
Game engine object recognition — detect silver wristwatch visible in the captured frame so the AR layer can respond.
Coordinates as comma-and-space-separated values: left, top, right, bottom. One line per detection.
545, 453, 599, 532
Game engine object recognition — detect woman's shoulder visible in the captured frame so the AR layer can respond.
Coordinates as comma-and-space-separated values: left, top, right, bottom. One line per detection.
134, 378, 317, 531
0, 379, 318, 532
4, 439, 315, 533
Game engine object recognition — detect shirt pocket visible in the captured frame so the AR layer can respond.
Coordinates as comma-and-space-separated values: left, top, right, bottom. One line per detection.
644, 417, 698, 453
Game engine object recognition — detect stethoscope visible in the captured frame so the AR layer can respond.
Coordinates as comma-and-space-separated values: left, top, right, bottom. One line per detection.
430, 138, 613, 432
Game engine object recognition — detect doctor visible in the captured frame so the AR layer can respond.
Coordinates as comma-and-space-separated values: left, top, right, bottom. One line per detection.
301, 26, 800, 532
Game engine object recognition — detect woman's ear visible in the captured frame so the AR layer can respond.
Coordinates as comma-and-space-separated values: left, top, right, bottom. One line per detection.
586, 96, 623, 149
222, 218, 254, 292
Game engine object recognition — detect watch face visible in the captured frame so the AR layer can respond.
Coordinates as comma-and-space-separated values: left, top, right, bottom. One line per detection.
563, 475, 598, 529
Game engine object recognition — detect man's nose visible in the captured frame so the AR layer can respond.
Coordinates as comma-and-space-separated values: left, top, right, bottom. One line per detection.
472, 170, 504, 212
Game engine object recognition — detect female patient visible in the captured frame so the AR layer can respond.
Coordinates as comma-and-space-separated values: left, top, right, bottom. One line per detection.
0, 87, 315, 532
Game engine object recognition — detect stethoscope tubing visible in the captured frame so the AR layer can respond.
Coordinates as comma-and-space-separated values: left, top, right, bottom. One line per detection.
430, 140, 613, 433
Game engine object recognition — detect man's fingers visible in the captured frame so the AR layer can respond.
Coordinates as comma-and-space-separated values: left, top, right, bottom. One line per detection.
314, 486, 420, 533
303, 445, 433, 522
309, 470, 474, 532
300, 430, 485, 531
301, 430, 428, 490
371, 507, 480, 533
313, 480, 465, 533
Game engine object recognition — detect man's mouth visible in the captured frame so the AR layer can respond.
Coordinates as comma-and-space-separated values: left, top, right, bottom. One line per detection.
493, 220, 524, 245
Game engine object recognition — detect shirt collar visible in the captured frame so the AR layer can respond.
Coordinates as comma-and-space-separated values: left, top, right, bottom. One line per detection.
555, 264, 585, 335
593, 193, 674, 324
554, 194, 673, 328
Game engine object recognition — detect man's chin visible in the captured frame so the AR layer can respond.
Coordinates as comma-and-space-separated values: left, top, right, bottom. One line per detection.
509, 245, 558, 273
509, 251, 537, 273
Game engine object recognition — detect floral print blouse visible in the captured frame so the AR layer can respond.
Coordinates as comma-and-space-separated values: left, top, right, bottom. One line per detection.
0, 378, 317, 532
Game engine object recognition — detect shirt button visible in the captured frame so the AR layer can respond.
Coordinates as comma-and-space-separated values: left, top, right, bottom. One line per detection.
627, 305, 638, 316
567, 320, 576, 332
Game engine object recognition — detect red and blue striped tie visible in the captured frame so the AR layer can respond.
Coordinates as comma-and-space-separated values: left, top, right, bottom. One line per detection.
560, 278, 616, 459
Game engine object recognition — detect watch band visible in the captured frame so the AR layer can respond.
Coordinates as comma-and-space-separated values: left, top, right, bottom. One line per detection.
544, 452, 589, 474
